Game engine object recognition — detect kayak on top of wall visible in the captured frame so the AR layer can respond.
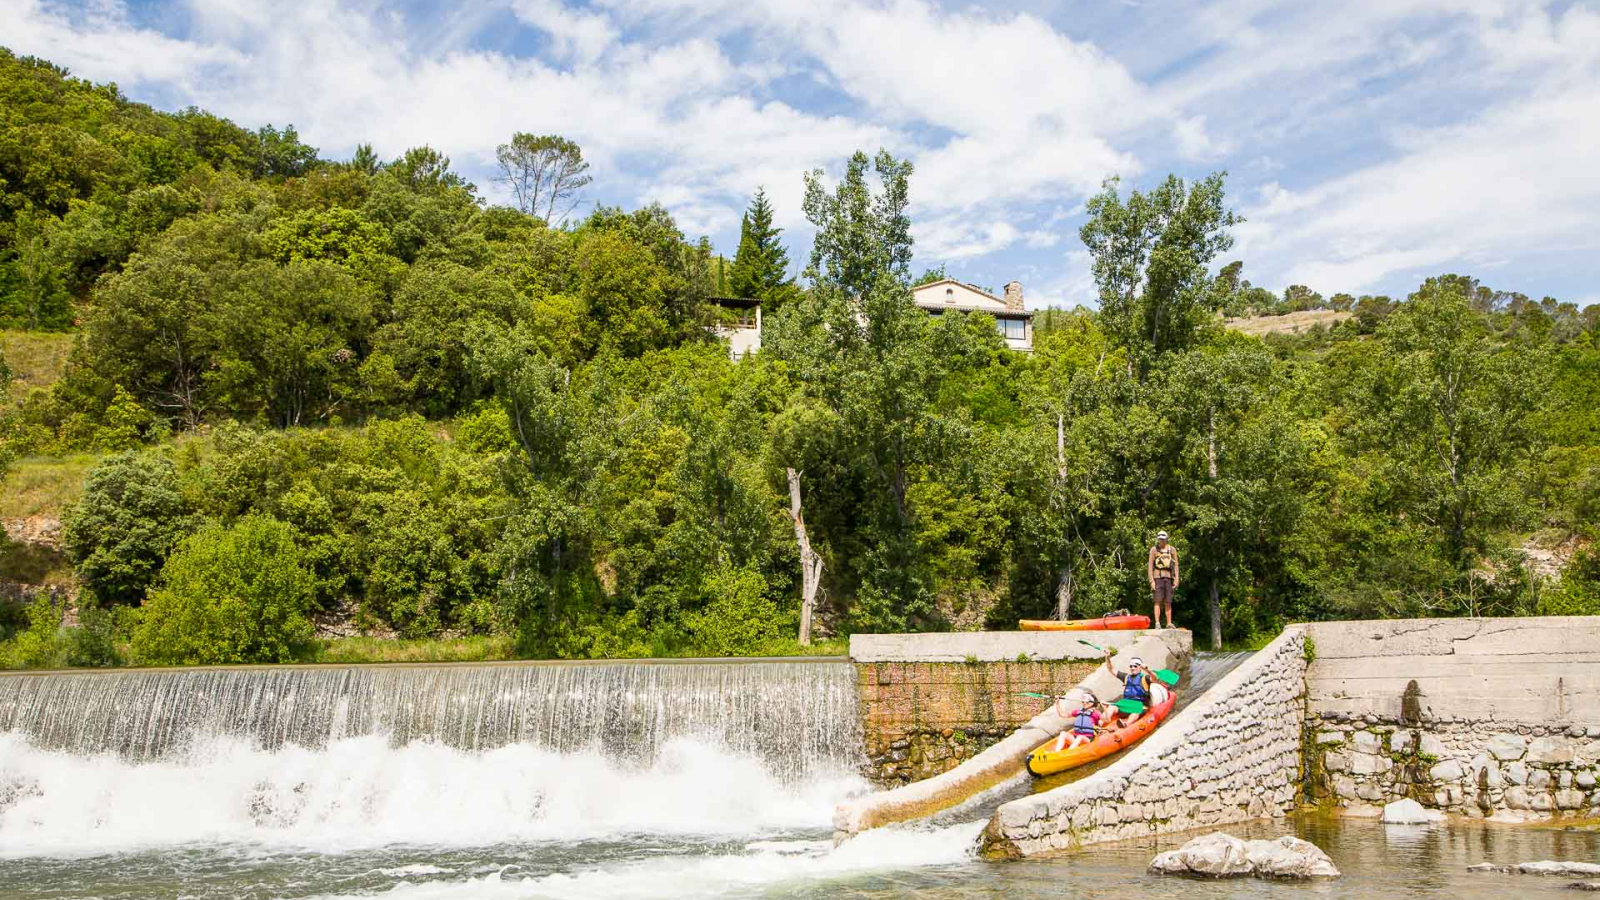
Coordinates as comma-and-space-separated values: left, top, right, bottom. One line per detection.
1024, 682, 1176, 777
1017, 614, 1151, 631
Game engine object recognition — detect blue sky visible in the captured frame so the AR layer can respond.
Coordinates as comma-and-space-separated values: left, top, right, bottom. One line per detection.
5, 0, 1598, 307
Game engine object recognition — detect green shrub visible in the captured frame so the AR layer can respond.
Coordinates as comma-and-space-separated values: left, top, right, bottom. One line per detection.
132, 516, 315, 665
6, 595, 64, 668
686, 565, 784, 657
63, 605, 126, 667
62, 450, 198, 605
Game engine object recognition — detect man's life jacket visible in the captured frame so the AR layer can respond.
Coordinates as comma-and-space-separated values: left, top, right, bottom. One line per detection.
1122, 673, 1150, 703
1072, 708, 1098, 735
1152, 544, 1176, 578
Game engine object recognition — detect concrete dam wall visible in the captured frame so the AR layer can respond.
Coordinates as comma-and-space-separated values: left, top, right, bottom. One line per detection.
1305, 616, 1600, 820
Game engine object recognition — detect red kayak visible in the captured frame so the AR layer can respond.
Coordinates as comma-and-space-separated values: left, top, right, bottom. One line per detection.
1018, 614, 1151, 631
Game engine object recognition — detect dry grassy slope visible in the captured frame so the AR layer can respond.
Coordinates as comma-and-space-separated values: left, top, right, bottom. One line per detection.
1225, 310, 1352, 336
1, 330, 73, 412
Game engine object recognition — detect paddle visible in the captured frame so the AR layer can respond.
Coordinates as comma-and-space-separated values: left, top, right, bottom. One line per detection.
1076, 638, 1180, 686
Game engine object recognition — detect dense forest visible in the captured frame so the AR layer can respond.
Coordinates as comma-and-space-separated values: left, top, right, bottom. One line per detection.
1, 49, 1596, 668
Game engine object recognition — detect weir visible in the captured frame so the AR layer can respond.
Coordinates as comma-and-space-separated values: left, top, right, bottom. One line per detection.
0, 659, 862, 781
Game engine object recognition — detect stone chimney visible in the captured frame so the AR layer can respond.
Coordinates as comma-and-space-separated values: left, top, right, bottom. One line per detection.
1003, 281, 1024, 312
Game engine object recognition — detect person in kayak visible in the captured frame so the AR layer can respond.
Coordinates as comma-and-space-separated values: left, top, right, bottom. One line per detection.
1148, 531, 1179, 629
1105, 648, 1155, 726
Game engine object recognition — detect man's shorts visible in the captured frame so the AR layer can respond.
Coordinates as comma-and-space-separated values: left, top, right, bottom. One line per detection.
1153, 577, 1174, 604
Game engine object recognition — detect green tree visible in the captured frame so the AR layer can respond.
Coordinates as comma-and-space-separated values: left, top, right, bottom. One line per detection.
493, 133, 592, 224
62, 451, 199, 605
1079, 173, 1239, 377
132, 516, 315, 665
727, 188, 794, 303
802, 149, 913, 300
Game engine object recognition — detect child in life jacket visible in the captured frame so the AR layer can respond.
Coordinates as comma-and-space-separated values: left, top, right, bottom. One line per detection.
1051, 693, 1107, 751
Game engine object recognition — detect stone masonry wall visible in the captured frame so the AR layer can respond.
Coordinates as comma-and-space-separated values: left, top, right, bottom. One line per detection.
857, 659, 1099, 785
1304, 617, 1600, 821
1309, 714, 1600, 820
982, 627, 1307, 857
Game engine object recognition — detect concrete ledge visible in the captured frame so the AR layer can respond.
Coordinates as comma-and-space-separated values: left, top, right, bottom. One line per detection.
850, 629, 1190, 663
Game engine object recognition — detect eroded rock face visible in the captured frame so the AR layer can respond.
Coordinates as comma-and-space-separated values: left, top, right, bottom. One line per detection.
1245, 836, 1342, 879
1150, 832, 1339, 880
1150, 832, 1254, 877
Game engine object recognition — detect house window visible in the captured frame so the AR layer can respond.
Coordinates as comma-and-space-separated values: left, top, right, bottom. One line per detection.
945, 287, 955, 304
998, 317, 1027, 340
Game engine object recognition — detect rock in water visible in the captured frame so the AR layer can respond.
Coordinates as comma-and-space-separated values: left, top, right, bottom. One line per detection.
1568, 883, 1600, 892
1381, 798, 1442, 824
1244, 836, 1342, 879
1466, 861, 1600, 878
1147, 833, 1254, 878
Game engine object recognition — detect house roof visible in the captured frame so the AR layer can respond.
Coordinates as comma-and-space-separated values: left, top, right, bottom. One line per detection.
911, 279, 1032, 318
709, 296, 761, 308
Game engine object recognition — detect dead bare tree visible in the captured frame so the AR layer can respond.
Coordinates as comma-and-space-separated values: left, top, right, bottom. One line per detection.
786, 468, 824, 646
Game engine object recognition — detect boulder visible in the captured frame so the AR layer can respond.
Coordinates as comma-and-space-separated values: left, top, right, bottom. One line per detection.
1244, 836, 1341, 879
1149, 833, 1254, 877
1568, 882, 1600, 892
1528, 738, 1575, 766
1382, 798, 1442, 824
1430, 760, 1465, 782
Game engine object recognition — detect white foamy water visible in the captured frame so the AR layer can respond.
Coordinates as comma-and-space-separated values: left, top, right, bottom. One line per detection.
0, 732, 866, 858
305, 822, 987, 900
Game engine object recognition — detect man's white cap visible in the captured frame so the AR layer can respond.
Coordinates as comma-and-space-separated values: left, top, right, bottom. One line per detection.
1156, 531, 1169, 539
1128, 656, 1145, 667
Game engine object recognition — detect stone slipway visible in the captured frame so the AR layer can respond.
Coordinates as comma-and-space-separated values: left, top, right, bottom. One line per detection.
980, 627, 1308, 857
836, 630, 1190, 835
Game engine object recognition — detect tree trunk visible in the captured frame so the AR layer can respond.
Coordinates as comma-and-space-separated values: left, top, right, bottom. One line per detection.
1208, 579, 1222, 651
1056, 413, 1067, 478
1207, 409, 1220, 649
1054, 562, 1073, 620
787, 468, 823, 646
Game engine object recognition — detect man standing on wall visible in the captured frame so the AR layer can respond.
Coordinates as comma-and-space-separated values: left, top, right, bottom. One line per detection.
1148, 531, 1179, 629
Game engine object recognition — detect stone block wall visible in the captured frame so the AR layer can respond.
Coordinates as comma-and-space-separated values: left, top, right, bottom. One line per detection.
982, 627, 1308, 857
1309, 715, 1600, 819
857, 659, 1099, 785
1304, 617, 1600, 821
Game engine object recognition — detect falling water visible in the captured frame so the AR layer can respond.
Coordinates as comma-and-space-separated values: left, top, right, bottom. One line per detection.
0, 659, 861, 781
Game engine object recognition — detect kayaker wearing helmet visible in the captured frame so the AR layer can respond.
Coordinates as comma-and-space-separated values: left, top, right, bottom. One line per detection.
1148, 531, 1179, 630
1105, 648, 1154, 726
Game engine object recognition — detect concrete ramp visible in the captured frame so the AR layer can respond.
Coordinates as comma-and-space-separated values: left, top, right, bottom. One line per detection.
834, 632, 1188, 836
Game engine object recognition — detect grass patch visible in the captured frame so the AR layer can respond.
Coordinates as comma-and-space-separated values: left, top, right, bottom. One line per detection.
308, 635, 519, 664
284, 634, 848, 666
1, 330, 73, 408
0, 453, 102, 519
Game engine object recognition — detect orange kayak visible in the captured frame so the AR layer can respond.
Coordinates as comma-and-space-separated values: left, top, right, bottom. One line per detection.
1018, 614, 1151, 631
1025, 684, 1176, 776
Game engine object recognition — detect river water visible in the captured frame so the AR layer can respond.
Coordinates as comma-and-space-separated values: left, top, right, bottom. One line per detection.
2, 657, 1596, 899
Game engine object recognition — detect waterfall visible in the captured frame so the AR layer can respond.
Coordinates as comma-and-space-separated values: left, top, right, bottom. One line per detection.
0, 660, 862, 780
0, 660, 867, 855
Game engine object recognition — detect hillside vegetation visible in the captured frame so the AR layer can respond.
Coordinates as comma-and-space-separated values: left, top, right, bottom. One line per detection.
1, 48, 1597, 669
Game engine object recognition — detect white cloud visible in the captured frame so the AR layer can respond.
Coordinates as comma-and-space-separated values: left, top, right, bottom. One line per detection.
914, 219, 1020, 261
511, 0, 618, 65
1024, 230, 1061, 249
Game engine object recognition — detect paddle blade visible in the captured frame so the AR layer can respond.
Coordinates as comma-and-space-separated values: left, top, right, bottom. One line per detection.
1113, 698, 1145, 714
1017, 691, 1053, 700
1154, 668, 1180, 686
1076, 638, 1105, 651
